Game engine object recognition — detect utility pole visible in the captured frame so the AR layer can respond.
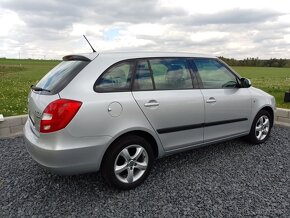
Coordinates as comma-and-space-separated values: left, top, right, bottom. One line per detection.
19, 50, 21, 67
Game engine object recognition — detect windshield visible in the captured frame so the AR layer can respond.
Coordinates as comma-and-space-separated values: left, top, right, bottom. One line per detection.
36, 60, 89, 95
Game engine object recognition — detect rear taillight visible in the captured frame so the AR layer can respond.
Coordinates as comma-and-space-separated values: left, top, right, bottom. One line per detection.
40, 99, 82, 133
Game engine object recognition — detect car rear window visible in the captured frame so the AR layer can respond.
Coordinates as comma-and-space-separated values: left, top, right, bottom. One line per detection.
35, 60, 89, 95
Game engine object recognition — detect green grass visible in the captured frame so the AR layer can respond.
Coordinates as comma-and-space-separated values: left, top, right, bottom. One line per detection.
0, 59, 60, 116
233, 66, 290, 109
0, 59, 290, 116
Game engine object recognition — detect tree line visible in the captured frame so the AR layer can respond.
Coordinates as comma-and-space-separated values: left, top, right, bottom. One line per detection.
218, 57, 290, 68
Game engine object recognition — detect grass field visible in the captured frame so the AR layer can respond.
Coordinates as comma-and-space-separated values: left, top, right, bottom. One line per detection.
232, 66, 290, 109
0, 59, 290, 116
0, 59, 59, 116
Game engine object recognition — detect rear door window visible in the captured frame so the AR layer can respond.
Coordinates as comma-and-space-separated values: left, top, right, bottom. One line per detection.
36, 60, 89, 95
133, 60, 154, 91
150, 58, 193, 90
133, 58, 194, 91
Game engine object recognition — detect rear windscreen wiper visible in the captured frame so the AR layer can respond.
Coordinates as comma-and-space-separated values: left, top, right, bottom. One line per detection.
30, 85, 51, 92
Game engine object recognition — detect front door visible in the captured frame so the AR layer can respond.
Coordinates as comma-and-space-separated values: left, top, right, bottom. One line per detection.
192, 58, 252, 142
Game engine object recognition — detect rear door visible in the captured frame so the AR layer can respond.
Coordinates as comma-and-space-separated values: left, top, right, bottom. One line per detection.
191, 58, 251, 142
132, 58, 205, 151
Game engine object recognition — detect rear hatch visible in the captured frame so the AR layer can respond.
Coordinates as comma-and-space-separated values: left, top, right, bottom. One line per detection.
28, 54, 93, 136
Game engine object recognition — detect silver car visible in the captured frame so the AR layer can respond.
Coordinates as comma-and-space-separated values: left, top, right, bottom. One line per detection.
24, 52, 275, 189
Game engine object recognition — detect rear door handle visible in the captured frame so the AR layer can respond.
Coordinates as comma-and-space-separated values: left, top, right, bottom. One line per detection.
144, 101, 159, 107
206, 97, 216, 103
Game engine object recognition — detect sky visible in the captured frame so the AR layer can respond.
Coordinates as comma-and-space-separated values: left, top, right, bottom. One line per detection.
0, 0, 290, 60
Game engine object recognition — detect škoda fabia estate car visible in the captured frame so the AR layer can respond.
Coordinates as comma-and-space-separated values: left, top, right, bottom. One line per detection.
24, 52, 275, 189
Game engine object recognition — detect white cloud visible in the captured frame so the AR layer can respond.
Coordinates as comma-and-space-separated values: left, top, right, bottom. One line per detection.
0, 10, 25, 37
125, 23, 168, 36
190, 31, 227, 42
0, 0, 290, 59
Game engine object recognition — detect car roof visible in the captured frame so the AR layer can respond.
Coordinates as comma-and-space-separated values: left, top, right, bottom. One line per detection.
98, 52, 216, 59
65, 52, 216, 61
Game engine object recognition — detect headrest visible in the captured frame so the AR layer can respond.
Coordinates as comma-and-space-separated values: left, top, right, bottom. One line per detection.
112, 68, 125, 78
167, 65, 183, 71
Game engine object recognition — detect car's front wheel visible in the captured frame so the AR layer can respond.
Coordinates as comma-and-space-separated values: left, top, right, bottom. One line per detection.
101, 135, 154, 189
246, 110, 272, 144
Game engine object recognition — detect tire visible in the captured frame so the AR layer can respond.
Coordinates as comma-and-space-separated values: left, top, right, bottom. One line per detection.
101, 135, 154, 190
246, 110, 272, 144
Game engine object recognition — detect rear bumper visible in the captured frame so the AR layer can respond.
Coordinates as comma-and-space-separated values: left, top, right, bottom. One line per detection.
23, 121, 112, 175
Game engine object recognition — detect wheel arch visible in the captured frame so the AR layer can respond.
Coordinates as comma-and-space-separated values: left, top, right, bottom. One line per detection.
100, 130, 161, 169
258, 106, 274, 127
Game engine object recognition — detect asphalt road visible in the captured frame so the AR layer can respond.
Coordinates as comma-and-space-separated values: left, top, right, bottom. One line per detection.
0, 126, 289, 217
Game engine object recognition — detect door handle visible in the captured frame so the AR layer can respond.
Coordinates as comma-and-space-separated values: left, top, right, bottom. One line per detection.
144, 101, 159, 107
206, 97, 216, 103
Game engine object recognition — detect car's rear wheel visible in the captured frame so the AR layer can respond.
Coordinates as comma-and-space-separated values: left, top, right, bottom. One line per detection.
246, 110, 272, 144
101, 135, 154, 189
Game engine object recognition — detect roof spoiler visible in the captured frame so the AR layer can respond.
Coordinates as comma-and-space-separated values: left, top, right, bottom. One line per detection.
62, 55, 91, 62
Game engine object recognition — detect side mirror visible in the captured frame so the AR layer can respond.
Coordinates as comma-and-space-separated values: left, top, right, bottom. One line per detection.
240, 78, 251, 88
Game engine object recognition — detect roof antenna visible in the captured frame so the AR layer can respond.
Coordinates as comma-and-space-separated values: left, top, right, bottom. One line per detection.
83, 35, 96, 53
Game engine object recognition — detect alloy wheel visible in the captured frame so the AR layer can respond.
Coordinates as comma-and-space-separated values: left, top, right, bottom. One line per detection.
114, 145, 148, 184
255, 115, 270, 141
